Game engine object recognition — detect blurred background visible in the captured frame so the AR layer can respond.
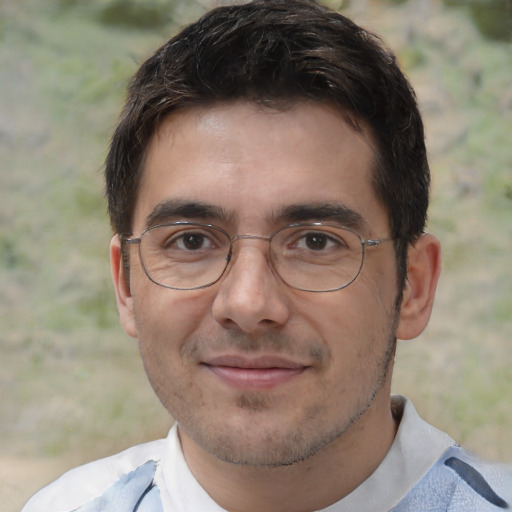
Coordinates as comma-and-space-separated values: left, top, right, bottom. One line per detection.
1, 0, 511, 510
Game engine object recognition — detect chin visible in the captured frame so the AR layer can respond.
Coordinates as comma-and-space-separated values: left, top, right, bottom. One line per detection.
189, 410, 355, 468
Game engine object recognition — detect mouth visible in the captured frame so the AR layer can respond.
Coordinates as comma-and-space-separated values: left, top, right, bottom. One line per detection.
201, 355, 309, 390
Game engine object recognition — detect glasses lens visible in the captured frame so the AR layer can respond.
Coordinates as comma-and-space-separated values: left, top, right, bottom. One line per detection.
139, 224, 230, 290
271, 225, 364, 292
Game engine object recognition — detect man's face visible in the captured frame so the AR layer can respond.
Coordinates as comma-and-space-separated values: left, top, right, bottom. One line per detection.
114, 102, 402, 467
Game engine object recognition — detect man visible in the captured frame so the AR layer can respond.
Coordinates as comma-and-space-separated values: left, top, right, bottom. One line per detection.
23, 1, 511, 511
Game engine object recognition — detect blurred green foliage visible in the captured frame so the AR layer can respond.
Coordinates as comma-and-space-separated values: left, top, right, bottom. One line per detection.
442, 0, 512, 42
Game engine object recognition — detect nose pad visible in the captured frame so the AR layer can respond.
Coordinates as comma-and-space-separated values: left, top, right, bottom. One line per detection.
222, 236, 276, 287
225, 248, 233, 264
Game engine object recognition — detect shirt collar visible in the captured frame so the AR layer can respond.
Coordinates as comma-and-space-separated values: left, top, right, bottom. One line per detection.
156, 395, 456, 512
320, 395, 456, 511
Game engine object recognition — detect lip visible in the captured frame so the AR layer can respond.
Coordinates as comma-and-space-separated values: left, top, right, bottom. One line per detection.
202, 355, 308, 390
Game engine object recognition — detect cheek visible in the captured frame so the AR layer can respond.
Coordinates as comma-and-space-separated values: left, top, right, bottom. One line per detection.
295, 288, 380, 332
294, 278, 397, 353
131, 286, 215, 412
131, 281, 216, 353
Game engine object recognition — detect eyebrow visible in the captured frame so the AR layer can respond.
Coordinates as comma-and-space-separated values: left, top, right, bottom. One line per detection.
144, 199, 367, 232
275, 203, 367, 231
145, 199, 231, 228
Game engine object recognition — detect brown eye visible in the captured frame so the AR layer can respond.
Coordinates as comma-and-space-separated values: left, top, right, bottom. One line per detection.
304, 233, 329, 250
179, 233, 209, 251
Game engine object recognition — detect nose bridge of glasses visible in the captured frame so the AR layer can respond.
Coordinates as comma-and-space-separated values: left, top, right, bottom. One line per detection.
225, 234, 274, 269
230, 233, 272, 244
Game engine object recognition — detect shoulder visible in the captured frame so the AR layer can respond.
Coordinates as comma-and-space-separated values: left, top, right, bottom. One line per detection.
21, 439, 166, 512
394, 446, 512, 511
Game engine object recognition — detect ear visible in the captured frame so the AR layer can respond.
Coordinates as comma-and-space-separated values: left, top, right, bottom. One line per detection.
396, 233, 442, 340
110, 235, 138, 339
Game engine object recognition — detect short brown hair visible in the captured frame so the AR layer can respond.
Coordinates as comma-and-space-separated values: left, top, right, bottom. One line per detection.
105, 0, 429, 288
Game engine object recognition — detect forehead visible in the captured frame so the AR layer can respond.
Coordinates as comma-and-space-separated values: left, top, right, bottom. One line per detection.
134, 101, 386, 234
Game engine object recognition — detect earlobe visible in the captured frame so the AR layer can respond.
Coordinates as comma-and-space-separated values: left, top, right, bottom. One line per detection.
396, 233, 442, 341
110, 235, 138, 339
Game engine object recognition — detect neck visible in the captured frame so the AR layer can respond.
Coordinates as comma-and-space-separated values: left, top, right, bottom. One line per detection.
179, 390, 398, 512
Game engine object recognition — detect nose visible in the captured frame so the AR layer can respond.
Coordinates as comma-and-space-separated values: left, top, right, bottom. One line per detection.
211, 239, 291, 334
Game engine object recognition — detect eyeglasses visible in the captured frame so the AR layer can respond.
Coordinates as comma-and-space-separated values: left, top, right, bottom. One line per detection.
121, 222, 393, 292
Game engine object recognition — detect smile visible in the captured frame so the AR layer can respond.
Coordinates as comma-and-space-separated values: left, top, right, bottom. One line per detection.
202, 355, 308, 390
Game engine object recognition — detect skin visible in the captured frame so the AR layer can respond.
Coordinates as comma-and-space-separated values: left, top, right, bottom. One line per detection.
110, 101, 441, 512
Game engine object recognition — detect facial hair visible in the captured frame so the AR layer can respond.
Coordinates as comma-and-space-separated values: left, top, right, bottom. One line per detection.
170, 310, 399, 468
